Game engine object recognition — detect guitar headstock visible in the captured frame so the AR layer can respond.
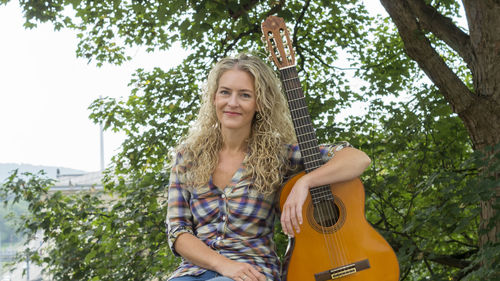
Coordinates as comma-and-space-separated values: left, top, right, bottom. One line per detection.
261, 16, 295, 70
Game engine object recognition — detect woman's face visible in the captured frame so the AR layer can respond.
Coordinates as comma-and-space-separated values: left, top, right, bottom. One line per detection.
214, 68, 257, 134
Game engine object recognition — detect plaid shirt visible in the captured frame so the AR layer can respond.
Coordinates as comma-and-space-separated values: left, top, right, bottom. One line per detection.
166, 142, 351, 280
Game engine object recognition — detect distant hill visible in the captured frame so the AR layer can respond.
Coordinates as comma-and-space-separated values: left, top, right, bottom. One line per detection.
0, 163, 87, 182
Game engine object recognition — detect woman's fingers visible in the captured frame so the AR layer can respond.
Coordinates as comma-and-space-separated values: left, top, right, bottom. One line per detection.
280, 205, 292, 236
281, 203, 303, 237
225, 262, 266, 281
245, 266, 266, 281
281, 179, 310, 237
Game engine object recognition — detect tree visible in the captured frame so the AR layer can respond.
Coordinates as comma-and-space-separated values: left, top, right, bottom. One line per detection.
1, 0, 498, 280
378, 0, 499, 250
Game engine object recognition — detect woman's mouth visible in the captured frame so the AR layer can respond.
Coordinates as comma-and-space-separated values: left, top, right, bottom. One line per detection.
224, 111, 241, 116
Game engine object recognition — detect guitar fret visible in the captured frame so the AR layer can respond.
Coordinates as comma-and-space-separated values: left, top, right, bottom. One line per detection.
292, 120, 310, 127
288, 103, 307, 113
303, 159, 322, 166
300, 146, 320, 153
289, 106, 308, 113
292, 120, 312, 127
296, 139, 318, 146
281, 76, 296, 81
295, 128, 314, 136
312, 188, 330, 196
310, 185, 334, 202
286, 93, 303, 101
285, 86, 303, 92
297, 134, 316, 142
295, 124, 315, 130
287, 97, 305, 103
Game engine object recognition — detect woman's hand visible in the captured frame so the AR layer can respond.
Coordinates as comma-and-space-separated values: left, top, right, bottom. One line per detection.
280, 176, 310, 237
280, 147, 371, 237
216, 260, 266, 281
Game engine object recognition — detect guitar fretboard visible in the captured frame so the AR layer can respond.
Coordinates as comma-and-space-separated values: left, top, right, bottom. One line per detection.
279, 67, 333, 203
280, 67, 322, 173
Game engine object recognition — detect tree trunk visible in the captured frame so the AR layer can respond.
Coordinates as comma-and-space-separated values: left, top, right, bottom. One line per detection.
379, 0, 500, 258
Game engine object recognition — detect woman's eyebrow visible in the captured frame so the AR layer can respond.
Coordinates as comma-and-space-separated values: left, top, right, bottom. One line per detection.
218, 86, 253, 92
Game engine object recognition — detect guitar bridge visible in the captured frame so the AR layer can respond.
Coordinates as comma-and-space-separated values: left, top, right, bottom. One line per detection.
314, 259, 370, 281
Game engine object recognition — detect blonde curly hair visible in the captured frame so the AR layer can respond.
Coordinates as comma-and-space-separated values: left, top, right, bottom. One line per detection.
175, 53, 296, 194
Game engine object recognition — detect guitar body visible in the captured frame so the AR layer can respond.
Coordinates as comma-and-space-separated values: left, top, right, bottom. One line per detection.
279, 172, 399, 281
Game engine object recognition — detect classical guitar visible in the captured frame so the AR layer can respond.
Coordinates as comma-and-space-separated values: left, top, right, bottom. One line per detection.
261, 16, 400, 281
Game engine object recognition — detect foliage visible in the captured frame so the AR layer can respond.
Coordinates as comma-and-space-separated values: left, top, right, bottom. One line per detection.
0, 199, 28, 247
1, 0, 498, 280
1, 169, 178, 280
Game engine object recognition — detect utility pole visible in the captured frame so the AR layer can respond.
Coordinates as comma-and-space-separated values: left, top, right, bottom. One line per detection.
26, 253, 30, 281
99, 95, 105, 171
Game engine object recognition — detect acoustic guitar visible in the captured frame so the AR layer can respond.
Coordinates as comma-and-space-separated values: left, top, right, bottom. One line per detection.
261, 16, 400, 281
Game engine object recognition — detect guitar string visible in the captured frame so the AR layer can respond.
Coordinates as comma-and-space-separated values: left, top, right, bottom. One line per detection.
324, 185, 350, 266
283, 69, 347, 269
284, 67, 353, 269
283, 70, 336, 267
313, 186, 345, 268
313, 187, 338, 268
292, 108, 341, 268
300, 133, 348, 268
296, 117, 339, 268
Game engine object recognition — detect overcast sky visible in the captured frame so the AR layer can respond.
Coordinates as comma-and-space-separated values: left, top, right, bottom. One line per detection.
0, 2, 189, 172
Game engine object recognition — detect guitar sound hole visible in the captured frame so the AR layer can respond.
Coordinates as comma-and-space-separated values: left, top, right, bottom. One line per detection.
307, 196, 346, 233
313, 200, 340, 227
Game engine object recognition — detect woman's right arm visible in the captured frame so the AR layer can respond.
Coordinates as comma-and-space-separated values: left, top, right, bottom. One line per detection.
167, 153, 265, 281
173, 233, 265, 281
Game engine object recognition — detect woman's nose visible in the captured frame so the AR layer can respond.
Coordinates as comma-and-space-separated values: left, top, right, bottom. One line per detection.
227, 93, 238, 107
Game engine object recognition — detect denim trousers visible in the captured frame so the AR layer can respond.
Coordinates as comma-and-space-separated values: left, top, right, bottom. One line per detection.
169, 270, 234, 281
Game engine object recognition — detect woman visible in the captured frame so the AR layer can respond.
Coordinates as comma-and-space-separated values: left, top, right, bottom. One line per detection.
166, 54, 371, 281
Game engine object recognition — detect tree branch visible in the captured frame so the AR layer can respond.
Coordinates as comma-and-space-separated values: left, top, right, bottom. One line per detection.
264, 0, 285, 18
292, 0, 311, 73
219, 0, 285, 59
426, 250, 475, 269
379, 0, 475, 115
221, 24, 260, 58
407, 0, 475, 67
227, 0, 260, 19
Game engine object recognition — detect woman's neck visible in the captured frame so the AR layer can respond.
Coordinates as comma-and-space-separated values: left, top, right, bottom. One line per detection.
220, 127, 250, 153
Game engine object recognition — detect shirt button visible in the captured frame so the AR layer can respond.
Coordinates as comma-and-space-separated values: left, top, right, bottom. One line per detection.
221, 194, 226, 198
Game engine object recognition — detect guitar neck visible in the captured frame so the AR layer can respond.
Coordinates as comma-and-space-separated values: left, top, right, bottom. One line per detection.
280, 67, 322, 174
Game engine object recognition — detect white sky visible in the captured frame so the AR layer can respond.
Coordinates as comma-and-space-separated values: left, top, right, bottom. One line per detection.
0, 2, 189, 172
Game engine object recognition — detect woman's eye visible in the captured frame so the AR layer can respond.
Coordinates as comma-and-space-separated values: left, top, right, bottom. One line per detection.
220, 90, 230, 95
241, 93, 252, 98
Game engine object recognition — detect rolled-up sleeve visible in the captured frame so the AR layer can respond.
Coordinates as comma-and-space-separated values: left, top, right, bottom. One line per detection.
287, 141, 353, 176
320, 141, 352, 162
166, 152, 194, 257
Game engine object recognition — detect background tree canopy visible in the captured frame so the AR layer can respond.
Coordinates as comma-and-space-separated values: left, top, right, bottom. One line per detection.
1, 0, 498, 280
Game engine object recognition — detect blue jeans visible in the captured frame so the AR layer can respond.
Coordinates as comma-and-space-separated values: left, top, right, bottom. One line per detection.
169, 270, 234, 281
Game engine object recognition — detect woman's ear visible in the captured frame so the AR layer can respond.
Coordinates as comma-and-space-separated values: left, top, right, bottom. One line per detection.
254, 111, 263, 122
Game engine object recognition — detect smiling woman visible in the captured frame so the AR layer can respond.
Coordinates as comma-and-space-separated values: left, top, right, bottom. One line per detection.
214, 69, 257, 137
166, 53, 371, 281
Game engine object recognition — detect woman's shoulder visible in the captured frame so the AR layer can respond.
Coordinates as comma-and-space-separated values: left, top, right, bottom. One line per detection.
170, 145, 194, 169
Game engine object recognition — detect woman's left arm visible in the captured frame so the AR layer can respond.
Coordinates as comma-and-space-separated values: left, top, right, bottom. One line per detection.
280, 147, 371, 237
